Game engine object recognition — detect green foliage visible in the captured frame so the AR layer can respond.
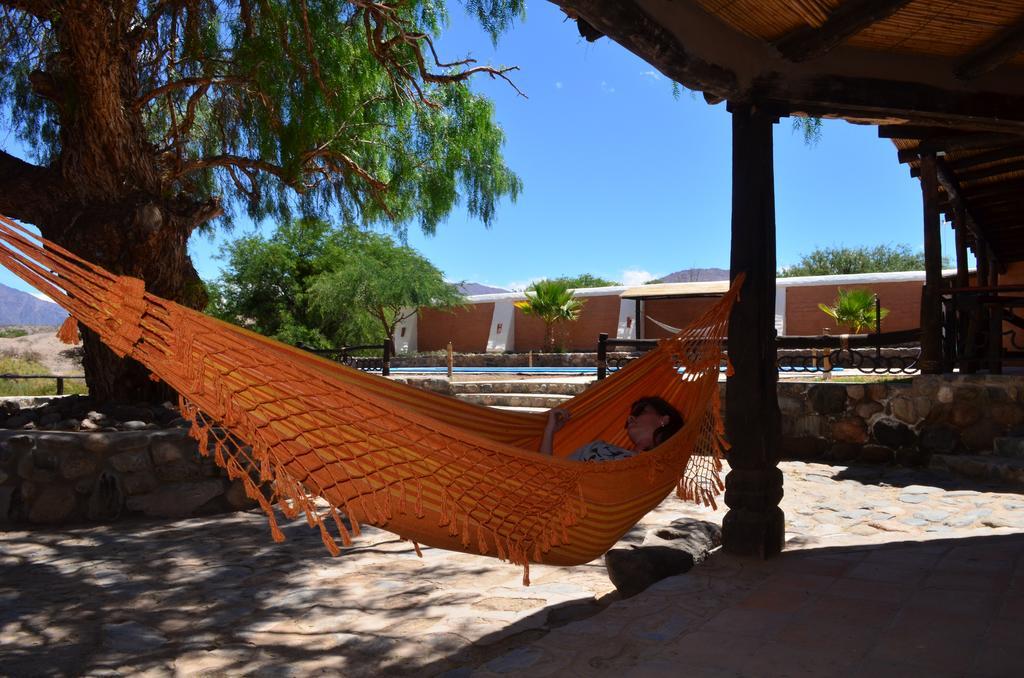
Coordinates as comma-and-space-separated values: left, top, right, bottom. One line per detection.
818, 288, 890, 334
514, 280, 585, 351
207, 218, 463, 347
0, 1, 523, 234
780, 244, 947, 277
549, 273, 620, 289
791, 117, 823, 147
0, 328, 28, 338
0, 351, 87, 396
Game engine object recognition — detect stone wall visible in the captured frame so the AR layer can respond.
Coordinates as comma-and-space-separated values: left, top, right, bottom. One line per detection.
767, 375, 1024, 464
0, 428, 256, 526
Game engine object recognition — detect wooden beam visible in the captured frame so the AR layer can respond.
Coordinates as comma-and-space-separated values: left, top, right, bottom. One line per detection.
933, 156, 1004, 269
963, 179, 1024, 200
955, 14, 1024, 81
723, 103, 784, 559
949, 143, 1024, 171
958, 160, 1024, 184
920, 153, 944, 374
773, 0, 914, 62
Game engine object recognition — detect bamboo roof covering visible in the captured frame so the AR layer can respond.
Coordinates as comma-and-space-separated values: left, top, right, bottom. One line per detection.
621, 281, 730, 300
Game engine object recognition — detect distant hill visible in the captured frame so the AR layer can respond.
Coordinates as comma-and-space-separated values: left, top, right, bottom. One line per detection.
456, 282, 510, 295
0, 283, 68, 326
653, 267, 730, 284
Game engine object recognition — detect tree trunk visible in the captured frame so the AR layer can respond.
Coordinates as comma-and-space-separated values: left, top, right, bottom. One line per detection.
41, 204, 208, 403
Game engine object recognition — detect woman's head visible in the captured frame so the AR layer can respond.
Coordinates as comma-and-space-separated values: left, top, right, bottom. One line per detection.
625, 396, 684, 451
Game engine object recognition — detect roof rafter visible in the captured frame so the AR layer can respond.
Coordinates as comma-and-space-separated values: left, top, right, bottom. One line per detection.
773, 0, 914, 62
933, 155, 1003, 268
954, 13, 1024, 81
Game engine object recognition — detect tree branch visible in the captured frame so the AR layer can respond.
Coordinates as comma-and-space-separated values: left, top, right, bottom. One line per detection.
0, 150, 61, 225
134, 76, 246, 111
1, 0, 57, 19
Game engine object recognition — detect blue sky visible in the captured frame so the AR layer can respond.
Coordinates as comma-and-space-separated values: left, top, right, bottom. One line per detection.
1, 1, 958, 298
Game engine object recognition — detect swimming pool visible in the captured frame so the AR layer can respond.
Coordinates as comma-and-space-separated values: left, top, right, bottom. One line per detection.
387, 365, 843, 375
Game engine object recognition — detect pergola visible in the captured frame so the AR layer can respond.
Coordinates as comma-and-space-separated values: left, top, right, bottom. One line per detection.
551, 0, 1024, 557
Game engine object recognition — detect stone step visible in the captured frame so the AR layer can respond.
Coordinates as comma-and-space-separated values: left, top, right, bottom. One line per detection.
929, 454, 1024, 486
455, 393, 571, 409
991, 437, 1024, 459
451, 381, 590, 396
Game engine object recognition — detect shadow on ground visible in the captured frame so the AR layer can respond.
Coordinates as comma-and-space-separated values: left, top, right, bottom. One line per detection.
0, 510, 617, 677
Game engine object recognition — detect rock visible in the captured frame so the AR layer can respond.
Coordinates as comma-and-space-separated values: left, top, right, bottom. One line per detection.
829, 442, 862, 462
855, 401, 884, 420
990, 403, 1023, 428
32, 446, 60, 471
937, 385, 954, 403
846, 385, 865, 401
832, 417, 868, 444
778, 395, 804, 416
110, 404, 154, 423
895, 445, 929, 467
949, 402, 981, 429
783, 414, 825, 438
86, 471, 124, 521
779, 436, 829, 460
109, 448, 152, 473
59, 451, 98, 479
16, 450, 35, 480
866, 383, 889, 402
918, 425, 961, 456
890, 396, 917, 424
38, 412, 62, 428
858, 444, 894, 464
80, 419, 102, 431
4, 413, 35, 429
0, 400, 19, 415
154, 459, 203, 482
120, 420, 150, 431
150, 435, 188, 465
225, 479, 255, 509
125, 479, 225, 518
605, 519, 720, 599
873, 418, 917, 448
0, 486, 13, 523
961, 419, 1005, 452
808, 384, 847, 415
121, 470, 160, 496
27, 485, 77, 524
55, 419, 81, 431
82, 433, 113, 453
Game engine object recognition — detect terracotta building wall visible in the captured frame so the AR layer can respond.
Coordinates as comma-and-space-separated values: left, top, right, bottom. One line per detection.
643, 297, 722, 340
417, 303, 494, 352
785, 281, 923, 335
514, 295, 623, 352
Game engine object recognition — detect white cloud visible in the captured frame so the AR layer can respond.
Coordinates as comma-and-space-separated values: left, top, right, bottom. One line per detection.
555, 81, 563, 89
504, 277, 544, 293
31, 292, 58, 304
600, 80, 616, 94
641, 70, 662, 81
620, 269, 659, 286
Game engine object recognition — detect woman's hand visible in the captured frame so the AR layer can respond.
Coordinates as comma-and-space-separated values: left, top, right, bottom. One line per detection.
546, 408, 570, 433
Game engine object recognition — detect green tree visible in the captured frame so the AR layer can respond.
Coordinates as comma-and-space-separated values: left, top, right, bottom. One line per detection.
780, 244, 947, 277
514, 280, 585, 351
549, 273, 620, 288
0, 0, 522, 400
818, 288, 890, 334
209, 219, 462, 349
307, 230, 464, 350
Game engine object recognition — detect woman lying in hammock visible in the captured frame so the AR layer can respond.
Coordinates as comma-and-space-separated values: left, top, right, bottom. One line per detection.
540, 396, 684, 461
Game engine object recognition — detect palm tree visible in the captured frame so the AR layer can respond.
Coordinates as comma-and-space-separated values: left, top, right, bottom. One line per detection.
818, 288, 889, 334
515, 280, 585, 351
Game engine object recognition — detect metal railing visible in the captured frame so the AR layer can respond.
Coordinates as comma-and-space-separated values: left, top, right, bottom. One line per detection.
0, 373, 86, 395
296, 341, 391, 375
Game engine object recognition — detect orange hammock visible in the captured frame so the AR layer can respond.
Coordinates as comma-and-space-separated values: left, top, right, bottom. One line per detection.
0, 214, 738, 583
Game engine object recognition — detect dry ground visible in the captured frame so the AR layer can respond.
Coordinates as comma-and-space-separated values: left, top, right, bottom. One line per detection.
0, 326, 82, 375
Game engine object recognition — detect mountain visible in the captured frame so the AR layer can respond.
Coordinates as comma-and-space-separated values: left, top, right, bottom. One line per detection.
653, 267, 730, 284
0, 283, 69, 326
455, 282, 510, 295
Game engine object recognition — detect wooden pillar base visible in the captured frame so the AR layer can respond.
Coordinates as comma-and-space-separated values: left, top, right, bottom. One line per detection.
722, 467, 785, 557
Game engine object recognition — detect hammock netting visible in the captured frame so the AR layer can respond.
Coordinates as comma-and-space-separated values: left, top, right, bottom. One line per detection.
0, 214, 739, 584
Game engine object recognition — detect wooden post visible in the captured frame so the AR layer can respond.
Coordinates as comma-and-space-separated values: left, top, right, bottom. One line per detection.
446, 341, 454, 379
918, 153, 943, 374
988, 246, 1002, 374
722, 103, 784, 559
953, 207, 969, 370
597, 333, 608, 380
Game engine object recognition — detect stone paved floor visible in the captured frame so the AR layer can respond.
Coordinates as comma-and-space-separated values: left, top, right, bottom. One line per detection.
2, 461, 1023, 677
